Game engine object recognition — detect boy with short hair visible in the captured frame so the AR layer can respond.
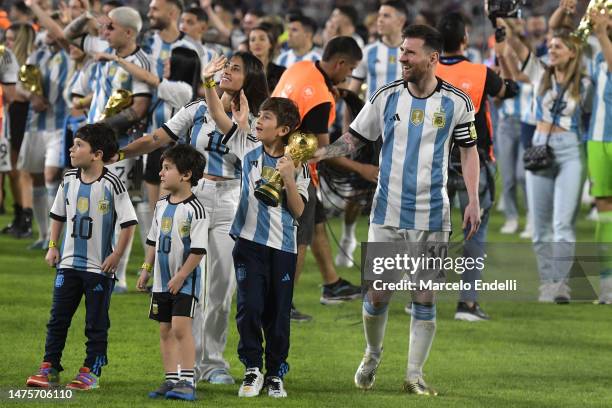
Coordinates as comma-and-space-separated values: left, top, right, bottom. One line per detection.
209, 91, 309, 398
136, 144, 207, 401
26, 123, 138, 390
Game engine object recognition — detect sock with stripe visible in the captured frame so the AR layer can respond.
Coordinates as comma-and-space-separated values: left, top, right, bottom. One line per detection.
362, 300, 388, 358
166, 372, 179, 384
407, 303, 436, 381
596, 211, 612, 278
180, 369, 195, 386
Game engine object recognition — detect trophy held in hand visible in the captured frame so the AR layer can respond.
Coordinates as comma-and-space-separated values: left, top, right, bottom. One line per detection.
100, 89, 133, 120
19, 64, 44, 96
255, 131, 318, 207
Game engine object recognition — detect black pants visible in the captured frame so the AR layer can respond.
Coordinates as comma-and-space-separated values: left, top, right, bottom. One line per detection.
233, 238, 296, 378
44, 269, 114, 376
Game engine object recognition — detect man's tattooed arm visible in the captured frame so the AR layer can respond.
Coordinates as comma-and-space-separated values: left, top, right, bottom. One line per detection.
315, 132, 367, 160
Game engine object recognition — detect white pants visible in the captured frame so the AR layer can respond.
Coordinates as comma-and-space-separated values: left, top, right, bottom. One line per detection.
17, 129, 62, 173
192, 177, 240, 381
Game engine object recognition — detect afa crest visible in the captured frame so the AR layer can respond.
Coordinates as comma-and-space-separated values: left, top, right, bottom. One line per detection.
433, 111, 446, 129
179, 220, 191, 238
98, 200, 110, 215
410, 109, 424, 126
108, 65, 117, 76
389, 55, 396, 64
77, 197, 89, 214
118, 72, 129, 83
161, 217, 173, 234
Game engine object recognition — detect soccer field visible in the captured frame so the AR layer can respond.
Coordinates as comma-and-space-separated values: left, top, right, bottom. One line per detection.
1, 199, 611, 408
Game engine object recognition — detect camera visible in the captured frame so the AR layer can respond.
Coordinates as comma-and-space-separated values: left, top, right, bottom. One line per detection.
487, 0, 526, 20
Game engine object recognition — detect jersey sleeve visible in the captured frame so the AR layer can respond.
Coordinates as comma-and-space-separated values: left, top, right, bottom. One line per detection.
189, 205, 208, 255
158, 79, 193, 109
130, 55, 154, 97
81, 35, 110, 54
222, 124, 259, 160
349, 97, 382, 141
295, 164, 310, 200
452, 103, 477, 148
146, 204, 159, 246
113, 187, 138, 229
162, 102, 200, 142
0, 49, 18, 84
49, 181, 67, 221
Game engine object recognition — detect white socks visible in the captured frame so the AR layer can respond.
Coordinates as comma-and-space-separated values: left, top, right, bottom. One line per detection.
362, 302, 388, 358
407, 304, 436, 381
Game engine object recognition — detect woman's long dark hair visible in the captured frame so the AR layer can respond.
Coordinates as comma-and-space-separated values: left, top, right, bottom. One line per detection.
231, 51, 269, 116
169, 46, 201, 102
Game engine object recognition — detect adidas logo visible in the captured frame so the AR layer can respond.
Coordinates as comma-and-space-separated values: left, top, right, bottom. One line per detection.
281, 273, 291, 282
392, 113, 401, 122
93, 284, 104, 292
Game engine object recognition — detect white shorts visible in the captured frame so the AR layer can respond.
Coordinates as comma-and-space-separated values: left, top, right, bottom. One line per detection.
0, 137, 11, 172
17, 129, 62, 173
106, 159, 137, 191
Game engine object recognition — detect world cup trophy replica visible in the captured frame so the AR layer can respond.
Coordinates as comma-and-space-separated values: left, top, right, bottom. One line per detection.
572, 0, 612, 42
99, 89, 133, 120
19, 64, 44, 96
254, 131, 318, 207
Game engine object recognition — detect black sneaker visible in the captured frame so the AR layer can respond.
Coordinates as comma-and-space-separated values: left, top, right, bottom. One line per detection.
454, 302, 490, 321
1, 204, 22, 235
320, 278, 361, 305
290, 304, 312, 323
14, 208, 33, 239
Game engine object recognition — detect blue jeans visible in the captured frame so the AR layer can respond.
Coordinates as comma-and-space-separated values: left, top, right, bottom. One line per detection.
497, 116, 526, 221
525, 130, 584, 283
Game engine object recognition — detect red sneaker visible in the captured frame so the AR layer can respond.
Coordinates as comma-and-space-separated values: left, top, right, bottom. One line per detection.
66, 367, 99, 390
26, 362, 60, 388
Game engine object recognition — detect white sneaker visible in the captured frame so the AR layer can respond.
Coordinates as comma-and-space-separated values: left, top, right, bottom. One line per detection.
335, 237, 357, 268
238, 367, 264, 397
519, 221, 533, 239
500, 219, 519, 234
354, 352, 382, 390
266, 376, 287, 398
538, 283, 555, 303
599, 276, 612, 304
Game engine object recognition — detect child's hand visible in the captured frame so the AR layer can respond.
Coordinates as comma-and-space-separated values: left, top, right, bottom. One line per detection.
101, 252, 121, 274
231, 90, 250, 130
277, 155, 297, 182
202, 55, 227, 81
136, 270, 150, 292
45, 248, 60, 267
167, 274, 186, 295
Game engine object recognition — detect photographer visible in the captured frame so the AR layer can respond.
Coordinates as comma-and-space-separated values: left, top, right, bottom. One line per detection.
435, 12, 519, 321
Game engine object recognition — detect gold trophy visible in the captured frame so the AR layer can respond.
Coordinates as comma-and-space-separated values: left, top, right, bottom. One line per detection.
0, 45, 5, 56
19, 64, 44, 96
99, 89, 133, 120
254, 131, 318, 207
572, 0, 612, 42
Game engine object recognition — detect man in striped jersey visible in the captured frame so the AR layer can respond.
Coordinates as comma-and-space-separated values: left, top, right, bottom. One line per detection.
315, 25, 481, 396
180, 7, 219, 67
588, 10, 612, 303
26, 123, 137, 390
275, 14, 321, 69
17, 30, 70, 250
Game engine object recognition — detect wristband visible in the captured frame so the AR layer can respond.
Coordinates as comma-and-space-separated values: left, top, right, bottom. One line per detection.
204, 79, 216, 89
141, 262, 152, 272
118, 150, 126, 161
48, 240, 57, 249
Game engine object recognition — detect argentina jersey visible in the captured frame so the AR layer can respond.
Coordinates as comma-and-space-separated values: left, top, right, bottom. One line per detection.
275, 47, 322, 68
162, 100, 242, 179
50, 168, 138, 275
225, 127, 310, 253
352, 40, 402, 99
498, 81, 532, 120
146, 194, 207, 298
87, 47, 153, 141
0, 47, 18, 141
587, 52, 612, 142
143, 32, 199, 132
349, 78, 477, 231
25, 46, 69, 133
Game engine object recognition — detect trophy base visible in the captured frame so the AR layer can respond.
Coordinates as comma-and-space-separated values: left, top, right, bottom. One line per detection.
255, 185, 281, 207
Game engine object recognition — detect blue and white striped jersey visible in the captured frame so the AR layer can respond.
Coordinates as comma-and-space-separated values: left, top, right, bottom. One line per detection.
352, 40, 402, 99
523, 53, 593, 135
87, 47, 153, 141
1, 48, 18, 141
162, 100, 242, 179
587, 52, 612, 142
349, 78, 477, 232
498, 81, 533, 121
225, 126, 310, 254
275, 47, 322, 68
143, 32, 199, 132
50, 168, 138, 275
25, 45, 69, 133
146, 194, 207, 298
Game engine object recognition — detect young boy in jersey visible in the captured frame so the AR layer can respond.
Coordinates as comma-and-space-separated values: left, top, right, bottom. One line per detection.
26, 123, 137, 390
209, 92, 309, 398
136, 144, 207, 401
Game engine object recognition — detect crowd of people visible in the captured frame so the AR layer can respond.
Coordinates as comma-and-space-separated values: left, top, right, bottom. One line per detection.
0, 0, 610, 401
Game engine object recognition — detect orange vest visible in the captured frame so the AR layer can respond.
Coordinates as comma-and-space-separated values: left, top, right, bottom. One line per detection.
272, 61, 336, 186
0, 11, 10, 31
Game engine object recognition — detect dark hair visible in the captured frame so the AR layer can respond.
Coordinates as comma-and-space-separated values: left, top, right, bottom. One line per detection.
437, 12, 466, 53
259, 97, 301, 143
103, 0, 124, 8
249, 23, 277, 59
381, 0, 407, 17
12, 1, 31, 15
245, 8, 264, 18
169, 47, 201, 102
322, 36, 363, 62
161, 144, 206, 187
402, 24, 443, 54
164, 0, 184, 12
231, 51, 269, 116
288, 14, 317, 34
74, 123, 118, 162
185, 6, 208, 22
335, 6, 359, 27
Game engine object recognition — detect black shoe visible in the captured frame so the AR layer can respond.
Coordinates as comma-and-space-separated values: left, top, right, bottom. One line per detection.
454, 302, 490, 321
290, 304, 312, 322
320, 278, 361, 305
14, 208, 33, 239
1, 204, 22, 234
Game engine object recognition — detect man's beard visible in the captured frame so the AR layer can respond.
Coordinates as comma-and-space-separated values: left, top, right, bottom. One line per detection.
151, 19, 168, 30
